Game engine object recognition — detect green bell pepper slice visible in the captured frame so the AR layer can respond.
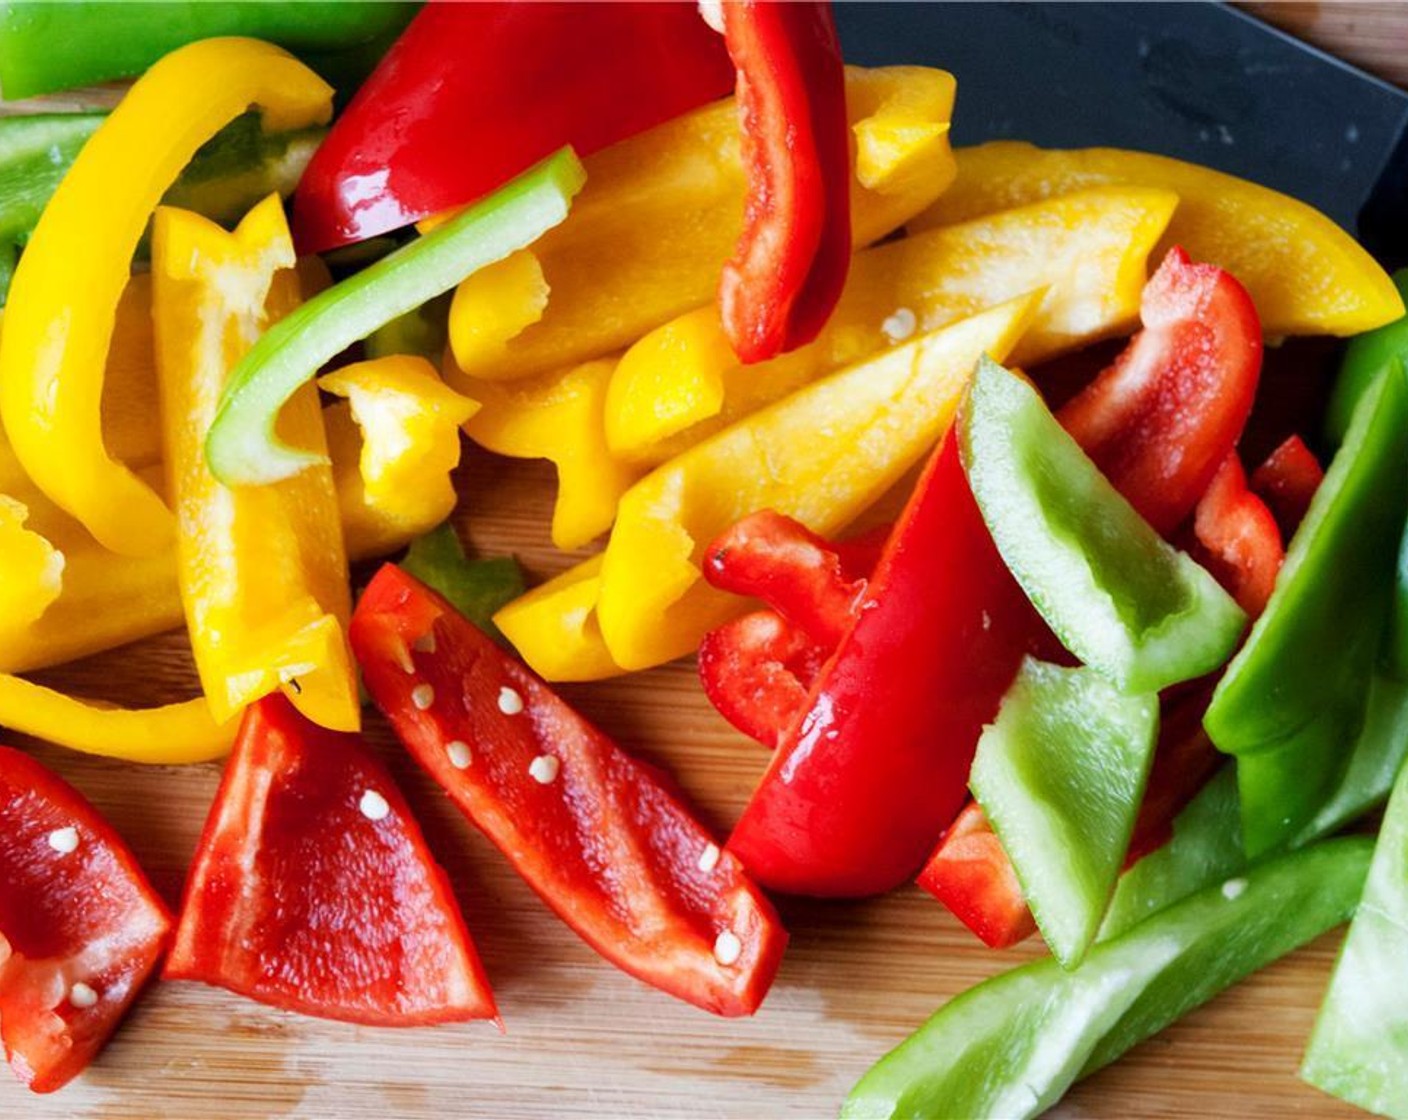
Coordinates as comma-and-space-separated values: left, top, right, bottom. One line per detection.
0, 2, 417, 100
971, 658, 1158, 968
400, 523, 524, 646
843, 835, 1372, 1120
960, 357, 1246, 695
1326, 269, 1408, 447
206, 147, 586, 487
1302, 759, 1408, 1119
1206, 363, 1408, 856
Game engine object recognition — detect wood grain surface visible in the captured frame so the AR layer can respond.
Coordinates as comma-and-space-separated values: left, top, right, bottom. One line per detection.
3, 4, 1404, 1118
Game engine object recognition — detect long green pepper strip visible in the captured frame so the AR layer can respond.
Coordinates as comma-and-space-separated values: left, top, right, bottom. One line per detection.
206, 147, 587, 486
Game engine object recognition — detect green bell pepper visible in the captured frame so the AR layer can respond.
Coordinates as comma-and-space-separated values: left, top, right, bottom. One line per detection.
1206, 363, 1408, 856
971, 658, 1158, 968
205, 147, 586, 487
0, 2, 417, 100
365, 293, 450, 362
843, 835, 1372, 1120
1301, 759, 1408, 1119
960, 357, 1246, 695
400, 523, 524, 645
1326, 269, 1408, 447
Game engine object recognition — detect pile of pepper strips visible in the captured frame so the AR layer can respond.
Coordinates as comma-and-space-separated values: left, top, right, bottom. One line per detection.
0, 3, 1406, 1117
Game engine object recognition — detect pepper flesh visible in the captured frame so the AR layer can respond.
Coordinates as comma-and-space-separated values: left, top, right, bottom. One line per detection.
717, 0, 851, 364
1325, 268, 1408, 446
0, 37, 333, 556
492, 556, 623, 683
1249, 434, 1324, 540
915, 141, 1404, 337
153, 195, 357, 732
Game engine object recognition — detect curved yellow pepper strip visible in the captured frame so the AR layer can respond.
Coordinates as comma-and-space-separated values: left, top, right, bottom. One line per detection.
319, 355, 479, 550
493, 555, 623, 682
442, 65, 956, 386
460, 358, 643, 550
153, 195, 357, 732
606, 186, 1178, 466
0, 496, 63, 635
586, 293, 1042, 673
914, 141, 1404, 337
0, 37, 332, 557
0, 675, 234, 765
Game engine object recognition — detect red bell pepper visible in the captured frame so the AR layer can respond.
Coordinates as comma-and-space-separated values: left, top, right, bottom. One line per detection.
350, 565, 788, 1018
698, 611, 829, 750
726, 247, 1265, 900
292, 2, 734, 253
1251, 433, 1325, 539
0, 746, 170, 1093
165, 697, 496, 1027
717, 0, 852, 364
916, 803, 1037, 950
1189, 452, 1285, 617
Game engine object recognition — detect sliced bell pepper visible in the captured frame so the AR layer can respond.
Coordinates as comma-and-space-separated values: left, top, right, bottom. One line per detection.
0, 746, 171, 1093
1206, 364, 1408, 856
442, 64, 955, 386
916, 803, 1037, 951
0, 37, 333, 557
399, 524, 524, 646
491, 556, 623, 683
318, 355, 478, 547
970, 658, 1158, 969
1302, 759, 1408, 1118
1325, 268, 1408, 446
459, 359, 641, 551
0, 2, 416, 100
608, 185, 1176, 466
293, 2, 732, 253
351, 564, 788, 1017
1188, 453, 1285, 617
0, 498, 61, 638
1249, 434, 1325, 541
153, 195, 357, 733
961, 357, 1246, 695
207, 148, 586, 487
167, 696, 496, 1026
716, 0, 850, 364
596, 294, 1041, 673
916, 141, 1404, 337
843, 835, 1372, 1120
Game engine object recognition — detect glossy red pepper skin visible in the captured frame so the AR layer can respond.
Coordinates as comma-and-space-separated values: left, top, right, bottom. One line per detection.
1251, 433, 1325, 540
166, 697, 496, 1027
351, 565, 788, 1018
0, 746, 170, 1093
698, 610, 828, 749
917, 803, 1037, 950
1190, 453, 1285, 617
1057, 246, 1263, 535
292, 2, 733, 253
718, 0, 851, 363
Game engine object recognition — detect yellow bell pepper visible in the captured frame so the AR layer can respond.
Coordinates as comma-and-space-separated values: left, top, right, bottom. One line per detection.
492, 555, 623, 682
588, 293, 1042, 673
606, 185, 1178, 465
0, 496, 63, 635
153, 194, 357, 732
442, 65, 956, 386
460, 358, 642, 550
0, 676, 234, 765
914, 141, 1404, 337
0, 37, 332, 557
319, 355, 479, 556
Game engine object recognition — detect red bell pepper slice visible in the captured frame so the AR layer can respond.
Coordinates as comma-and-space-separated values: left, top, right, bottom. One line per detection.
1057, 245, 1264, 535
1189, 452, 1286, 617
698, 610, 828, 750
0, 746, 170, 1093
350, 564, 788, 1018
292, 2, 734, 253
717, 0, 852, 363
1250, 433, 1325, 540
916, 802, 1037, 951
165, 697, 496, 1027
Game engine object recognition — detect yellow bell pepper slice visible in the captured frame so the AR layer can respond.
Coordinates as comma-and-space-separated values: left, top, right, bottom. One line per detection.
607, 185, 1178, 465
459, 358, 642, 550
0, 37, 332, 557
493, 555, 623, 682
153, 194, 357, 732
443, 65, 956, 386
0, 676, 234, 765
913, 141, 1404, 337
594, 293, 1042, 673
319, 355, 479, 553
0, 496, 63, 635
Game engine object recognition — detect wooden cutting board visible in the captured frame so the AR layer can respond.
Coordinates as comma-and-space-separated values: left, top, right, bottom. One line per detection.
3, 5, 1400, 1117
